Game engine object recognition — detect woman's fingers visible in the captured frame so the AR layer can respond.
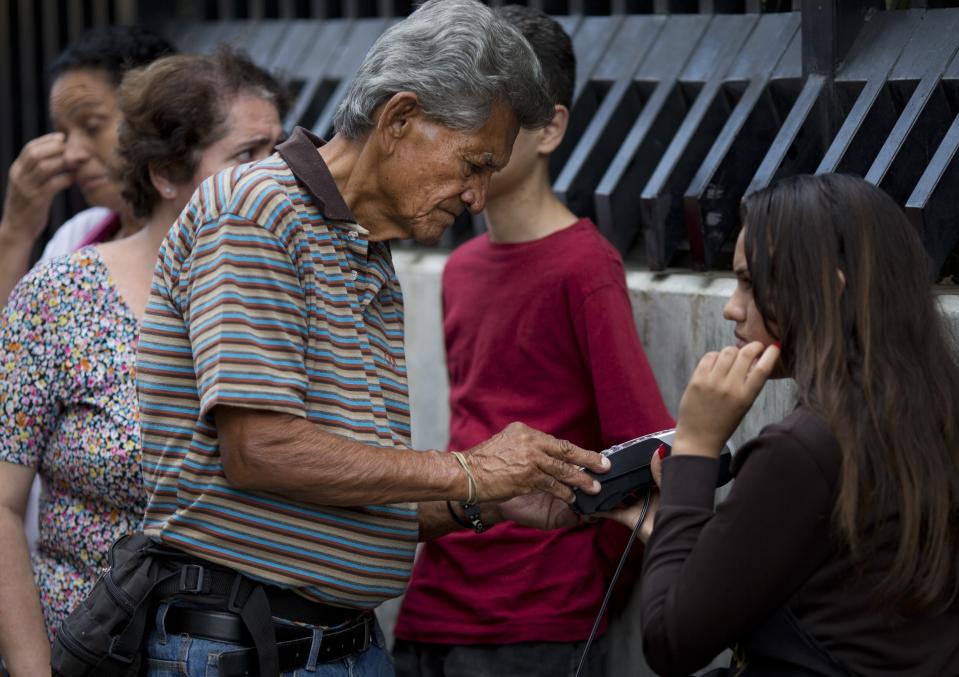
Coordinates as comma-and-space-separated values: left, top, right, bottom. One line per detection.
674, 342, 778, 457
650, 448, 664, 489
729, 341, 766, 384
712, 346, 739, 378
691, 351, 719, 382
744, 343, 780, 393
638, 492, 660, 543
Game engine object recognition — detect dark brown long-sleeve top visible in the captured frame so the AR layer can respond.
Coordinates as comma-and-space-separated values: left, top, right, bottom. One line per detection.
640, 406, 959, 676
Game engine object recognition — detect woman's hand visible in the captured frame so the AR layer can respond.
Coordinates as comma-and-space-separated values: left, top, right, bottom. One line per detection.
1, 133, 72, 242
673, 342, 780, 457
600, 490, 660, 543
601, 448, 663, 539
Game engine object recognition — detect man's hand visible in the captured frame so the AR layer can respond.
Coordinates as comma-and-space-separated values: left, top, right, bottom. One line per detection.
464, 422, 608, 503
497, 492, 581, 530
672, 342, 779, 457
1, 133, 72, 241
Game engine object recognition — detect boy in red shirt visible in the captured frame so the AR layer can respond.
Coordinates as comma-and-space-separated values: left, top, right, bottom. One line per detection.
393, 6, 673, 675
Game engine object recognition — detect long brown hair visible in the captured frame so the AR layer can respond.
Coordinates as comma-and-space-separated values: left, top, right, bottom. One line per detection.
741, 173, 959, 614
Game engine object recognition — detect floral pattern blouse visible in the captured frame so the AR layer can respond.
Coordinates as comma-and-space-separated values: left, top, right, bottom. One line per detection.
0, 247, 144, 638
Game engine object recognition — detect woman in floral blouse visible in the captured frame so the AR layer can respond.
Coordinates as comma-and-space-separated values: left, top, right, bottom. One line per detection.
0, 49, 285, 674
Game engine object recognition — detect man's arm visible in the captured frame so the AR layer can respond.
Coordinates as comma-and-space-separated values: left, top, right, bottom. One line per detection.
572, 273, 675, 596
216, 407, 607, 523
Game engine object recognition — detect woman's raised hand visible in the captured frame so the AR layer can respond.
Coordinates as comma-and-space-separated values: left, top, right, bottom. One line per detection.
672, 342, 780, 458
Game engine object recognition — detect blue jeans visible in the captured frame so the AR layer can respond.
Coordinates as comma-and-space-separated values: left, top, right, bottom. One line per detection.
145, 603, 394, 676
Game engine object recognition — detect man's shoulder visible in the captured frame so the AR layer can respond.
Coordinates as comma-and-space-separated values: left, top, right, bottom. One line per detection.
207, 154, 298, 221
156, 157, 299, 284
173, 155, 302, 247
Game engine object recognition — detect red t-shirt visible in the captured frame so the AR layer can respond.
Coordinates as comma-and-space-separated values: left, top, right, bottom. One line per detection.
395, 218, 674, 644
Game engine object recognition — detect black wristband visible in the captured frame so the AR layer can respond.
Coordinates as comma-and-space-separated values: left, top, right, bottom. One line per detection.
446, 500, 471, 529
461, 502, 492, 534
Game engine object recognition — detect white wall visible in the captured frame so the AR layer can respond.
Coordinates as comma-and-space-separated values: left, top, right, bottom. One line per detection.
381, 249, 959, 675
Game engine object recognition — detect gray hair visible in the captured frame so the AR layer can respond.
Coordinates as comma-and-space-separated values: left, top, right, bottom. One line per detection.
333, 0, 554, 139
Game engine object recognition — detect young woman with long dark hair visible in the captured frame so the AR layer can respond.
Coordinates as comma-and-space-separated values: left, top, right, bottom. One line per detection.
613, 173, 959, 676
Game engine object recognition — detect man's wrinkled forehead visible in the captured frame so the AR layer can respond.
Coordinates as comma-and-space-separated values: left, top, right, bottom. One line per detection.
468, 149, 511, 173
465, 105, 519, 168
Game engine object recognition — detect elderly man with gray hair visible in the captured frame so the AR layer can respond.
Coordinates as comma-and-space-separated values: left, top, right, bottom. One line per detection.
119, 1, 611, 675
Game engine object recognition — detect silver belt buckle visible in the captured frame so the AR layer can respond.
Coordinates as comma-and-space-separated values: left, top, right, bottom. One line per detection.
359, 613, 372, 652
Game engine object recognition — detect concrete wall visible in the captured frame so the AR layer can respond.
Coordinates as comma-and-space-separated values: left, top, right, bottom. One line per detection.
379, 249, 959, 674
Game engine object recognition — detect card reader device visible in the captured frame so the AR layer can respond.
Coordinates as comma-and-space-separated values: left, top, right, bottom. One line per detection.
573, 428, 735, 515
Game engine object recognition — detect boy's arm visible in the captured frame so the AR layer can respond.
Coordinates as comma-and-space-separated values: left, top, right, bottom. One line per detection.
572, 279, 674, 445
572, 275, 674, 600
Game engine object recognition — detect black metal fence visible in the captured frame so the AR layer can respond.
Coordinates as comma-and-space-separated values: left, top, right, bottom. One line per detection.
0, 0, 798, 261
4, 1, 959, 281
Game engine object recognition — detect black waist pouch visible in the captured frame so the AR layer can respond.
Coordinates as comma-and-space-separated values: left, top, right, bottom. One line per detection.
51, 532, 189, 677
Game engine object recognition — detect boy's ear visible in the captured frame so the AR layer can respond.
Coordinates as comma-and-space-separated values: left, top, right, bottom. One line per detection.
536, 104, 569, 155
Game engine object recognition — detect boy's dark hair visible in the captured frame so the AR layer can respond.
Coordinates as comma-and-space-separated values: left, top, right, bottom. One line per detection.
116, 46, 288, 218
495, 4, 575, 110
50, 25, 176, 86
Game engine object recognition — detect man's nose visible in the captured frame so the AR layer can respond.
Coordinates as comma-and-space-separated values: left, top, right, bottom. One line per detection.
462, 175, 490, 215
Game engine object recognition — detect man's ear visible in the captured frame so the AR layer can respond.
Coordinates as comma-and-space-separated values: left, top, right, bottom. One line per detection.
536, 104, 569, 155
837, 268, 847, 292
375, 91, 421, 155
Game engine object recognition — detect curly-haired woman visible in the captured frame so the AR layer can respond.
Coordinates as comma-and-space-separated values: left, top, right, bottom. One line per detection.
0, 49, 285, 674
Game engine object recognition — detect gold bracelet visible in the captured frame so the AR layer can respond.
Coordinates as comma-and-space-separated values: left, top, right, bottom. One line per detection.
450, 451, 477, 504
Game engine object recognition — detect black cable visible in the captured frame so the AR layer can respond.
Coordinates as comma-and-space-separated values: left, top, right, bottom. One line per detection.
573, 491, 652, 677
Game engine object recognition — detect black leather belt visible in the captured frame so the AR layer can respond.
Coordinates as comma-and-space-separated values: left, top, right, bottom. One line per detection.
163, 605, 373, 674
166, 560, 358, 629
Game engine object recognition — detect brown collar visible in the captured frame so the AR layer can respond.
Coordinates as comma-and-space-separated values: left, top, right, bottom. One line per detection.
276, 127, 355, 222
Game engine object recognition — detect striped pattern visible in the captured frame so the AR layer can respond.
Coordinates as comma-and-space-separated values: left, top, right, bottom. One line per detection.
137, 151, 416, 609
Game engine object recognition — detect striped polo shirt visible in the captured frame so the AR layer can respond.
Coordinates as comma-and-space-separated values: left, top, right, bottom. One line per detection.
137, 127, 417, 609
